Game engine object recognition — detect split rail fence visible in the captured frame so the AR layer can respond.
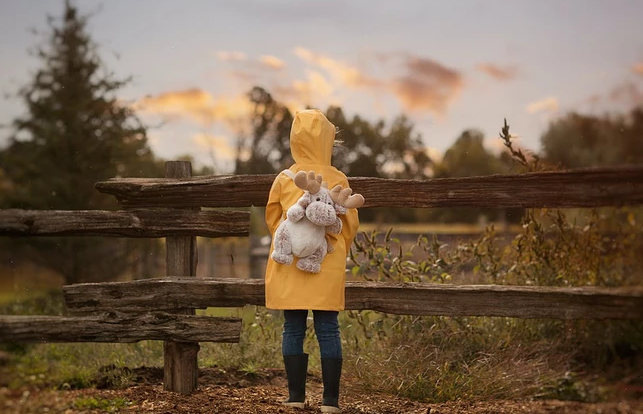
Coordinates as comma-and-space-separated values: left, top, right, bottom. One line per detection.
1, 161, 643, 394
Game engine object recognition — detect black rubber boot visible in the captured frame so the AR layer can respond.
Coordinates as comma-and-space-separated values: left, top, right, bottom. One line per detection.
321, 357, 342, 413
282, 353, 308, 408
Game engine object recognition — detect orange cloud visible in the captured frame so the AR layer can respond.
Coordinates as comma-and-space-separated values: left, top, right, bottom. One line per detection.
135, 89, 253, 126
608, 80, 643, 105
259, 55, 285, 70
476, 63, 519, 81
633, 62, 643, 75
192, 133, 243, 161
274, 70, 335, 103
293, 46, 383, 89
268, 71, 339, 116
217, 47, 464, 119
581, 78, 643, 108
216, 51, 247, 62
392, 56, 463, 116
218, 52, 286, 73
526, 97, 559, 114
294, 47, 462, 116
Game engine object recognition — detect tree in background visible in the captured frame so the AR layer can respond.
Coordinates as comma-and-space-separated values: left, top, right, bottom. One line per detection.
327, 106, 432, 179
326, 106, 433, 222
0, 1, 164, 284
541, 106, 643, 169
430, 129, 522, 224
234, 87, 294, 174
434, 129, 508, 178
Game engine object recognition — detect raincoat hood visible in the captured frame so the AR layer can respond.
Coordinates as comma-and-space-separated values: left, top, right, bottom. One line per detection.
290, 109, 335, 166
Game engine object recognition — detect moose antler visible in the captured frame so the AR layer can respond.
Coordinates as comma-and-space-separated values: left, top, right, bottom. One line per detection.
294, 171, 322, 194
330, 185, 365, 209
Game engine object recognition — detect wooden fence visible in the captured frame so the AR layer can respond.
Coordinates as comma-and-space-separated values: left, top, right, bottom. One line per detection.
1, 161, 643, 395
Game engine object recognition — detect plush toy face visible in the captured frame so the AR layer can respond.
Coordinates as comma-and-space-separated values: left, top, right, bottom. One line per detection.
304, 190, 338, 227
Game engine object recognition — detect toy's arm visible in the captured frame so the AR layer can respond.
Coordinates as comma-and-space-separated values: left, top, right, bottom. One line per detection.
286, 193, 310, 222
326, 216, 343, 234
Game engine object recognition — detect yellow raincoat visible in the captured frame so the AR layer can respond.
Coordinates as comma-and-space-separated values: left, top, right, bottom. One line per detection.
264, 110, 360, 311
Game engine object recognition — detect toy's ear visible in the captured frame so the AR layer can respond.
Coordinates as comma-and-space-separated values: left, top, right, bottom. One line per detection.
330, 185, 365, 209
293, 171, 308, 190
294, 171, 322, 194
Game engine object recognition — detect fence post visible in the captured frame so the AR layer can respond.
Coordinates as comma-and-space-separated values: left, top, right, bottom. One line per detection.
164, 161, 199, 394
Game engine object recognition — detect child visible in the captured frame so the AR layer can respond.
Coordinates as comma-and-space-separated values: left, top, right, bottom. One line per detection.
264, 109, 360, 413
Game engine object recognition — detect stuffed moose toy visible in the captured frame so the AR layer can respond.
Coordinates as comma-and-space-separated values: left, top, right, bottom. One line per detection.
271, 170, 365, 273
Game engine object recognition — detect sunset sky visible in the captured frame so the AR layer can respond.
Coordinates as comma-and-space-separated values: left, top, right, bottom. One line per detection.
1, 0, 642, 173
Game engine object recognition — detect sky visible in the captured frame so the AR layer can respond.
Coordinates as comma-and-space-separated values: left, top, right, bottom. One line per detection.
1, 0, 642, 173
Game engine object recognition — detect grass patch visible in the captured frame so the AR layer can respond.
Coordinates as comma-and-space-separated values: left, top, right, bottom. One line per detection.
199, 306, 283, 371
73, 396, 131, 412
3, 341, 164, 389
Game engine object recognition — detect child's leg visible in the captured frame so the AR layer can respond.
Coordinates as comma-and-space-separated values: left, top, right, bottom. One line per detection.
282, 310, 309, 408
313, 310, 342, 413
312, 310, 341, 359
282, 310, 308, 355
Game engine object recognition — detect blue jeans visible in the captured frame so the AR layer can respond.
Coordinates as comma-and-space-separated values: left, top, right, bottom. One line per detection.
282, 310, 342, 359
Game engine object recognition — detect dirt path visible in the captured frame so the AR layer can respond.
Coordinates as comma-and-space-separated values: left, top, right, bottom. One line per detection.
1, 367, 642, 413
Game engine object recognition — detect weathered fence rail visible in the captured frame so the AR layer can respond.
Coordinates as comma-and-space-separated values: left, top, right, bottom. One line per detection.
95, 166, 643, 209
2, 162, 643, 395
0, 313, 242, 343
63, 277, 643, 320
0, 209, 249, 238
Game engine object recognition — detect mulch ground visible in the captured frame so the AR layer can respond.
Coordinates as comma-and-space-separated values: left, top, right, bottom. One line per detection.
1, 367, 642, 413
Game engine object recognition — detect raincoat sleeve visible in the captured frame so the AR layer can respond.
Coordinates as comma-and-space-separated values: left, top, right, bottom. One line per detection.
338, 176, 360, 254
265, 175, 284, 235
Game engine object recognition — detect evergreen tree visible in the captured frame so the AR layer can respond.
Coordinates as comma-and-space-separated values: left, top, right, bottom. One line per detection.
0, 1, 164, 284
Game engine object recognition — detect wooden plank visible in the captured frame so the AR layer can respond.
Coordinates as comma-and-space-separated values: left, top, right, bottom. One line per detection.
63, 278, 643, 320
0, 209, 249, 238
0, 313, 241, 343
163, 161, 199, 395
94, 166, 643, 209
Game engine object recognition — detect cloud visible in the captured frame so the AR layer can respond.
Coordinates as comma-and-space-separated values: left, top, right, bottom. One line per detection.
476, 63, 519, 81
216, 47, 465, 119
608, 80, 643, 105
391, 56, 463, 116
274, 70, 335, 103
218, 52, 285, 73
215, 51, 247, 62
134, 88, 253, 127
294, 47, 462, 117
633, 62, 643, 75
526, 97, 559, 114
581, 80, 643, 108
228, 70, 260, 84
259, 55, 285, 70
293, 47, 382, 89
193, 133, 240, 161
